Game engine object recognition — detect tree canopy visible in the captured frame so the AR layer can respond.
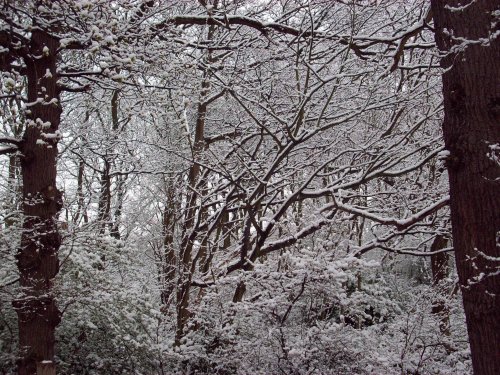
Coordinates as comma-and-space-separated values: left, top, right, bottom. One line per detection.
0, 1, 498, 374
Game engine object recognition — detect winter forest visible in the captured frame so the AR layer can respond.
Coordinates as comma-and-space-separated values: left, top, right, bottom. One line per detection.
0, 1, 498, 374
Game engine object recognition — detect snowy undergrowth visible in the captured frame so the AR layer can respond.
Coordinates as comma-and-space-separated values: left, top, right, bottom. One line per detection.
1, 231, 471, 374
173, 249, 471, 375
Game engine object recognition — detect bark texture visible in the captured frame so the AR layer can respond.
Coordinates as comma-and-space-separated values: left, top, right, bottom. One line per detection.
431, 1, 500, 373
430, 235, 450, 336
12, 29, 62, 375
175, 19, 217, 343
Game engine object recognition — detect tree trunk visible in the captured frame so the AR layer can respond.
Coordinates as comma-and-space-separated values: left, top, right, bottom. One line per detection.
97, 89, 120, 235
175, 20, 217, 343
175, 87, 208, 343
97, 159, 111, 234
431, 1, 500, 373
13, 30, 62, 375
430, 235, 450, 336
161, 181, 177, 306
72, 160, 86, 225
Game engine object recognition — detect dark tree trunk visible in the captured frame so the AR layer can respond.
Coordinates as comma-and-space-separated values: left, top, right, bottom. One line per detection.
430, 235, 450, 336
97, 159, 111, 234
161, 181, 177, 306
175, 20, 216, 343
12, 30, 62, 375
431, 1, 500, 373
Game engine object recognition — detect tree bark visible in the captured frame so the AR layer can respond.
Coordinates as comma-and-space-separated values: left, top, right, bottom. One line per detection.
97, 159, 111, 234
72, 160, 86, 225
175, 20, 216, 344
175, 80, 209, 343
161, 181, 177, 306
431, 1, 500, 373
97, 89, 120, 235
12, 29, 62, 375
430, 235, 450, 336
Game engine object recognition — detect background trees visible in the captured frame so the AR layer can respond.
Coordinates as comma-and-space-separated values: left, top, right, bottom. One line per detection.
0, 0, 494, 374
